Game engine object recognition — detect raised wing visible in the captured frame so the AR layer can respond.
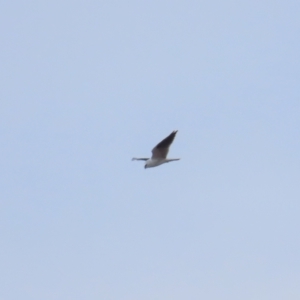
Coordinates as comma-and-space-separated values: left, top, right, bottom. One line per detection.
151, 130, 178, 159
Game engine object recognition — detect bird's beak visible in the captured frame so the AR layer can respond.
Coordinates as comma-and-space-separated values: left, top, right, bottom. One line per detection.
144, 165, 147, 169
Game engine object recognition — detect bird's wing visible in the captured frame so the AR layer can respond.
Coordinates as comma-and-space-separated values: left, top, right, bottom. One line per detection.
132, 158, 148, 161
151, 130, 178, 159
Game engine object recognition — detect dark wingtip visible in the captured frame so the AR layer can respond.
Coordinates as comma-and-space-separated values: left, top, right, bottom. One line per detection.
155, 130, 179, 149
172, 130, 178, 137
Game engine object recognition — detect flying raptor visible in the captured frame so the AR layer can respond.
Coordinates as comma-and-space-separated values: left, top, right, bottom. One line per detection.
132, 130, 180, 169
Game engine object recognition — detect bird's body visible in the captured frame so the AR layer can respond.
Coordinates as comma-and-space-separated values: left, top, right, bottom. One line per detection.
144, 158, 180, 168
132, 130, 180, 169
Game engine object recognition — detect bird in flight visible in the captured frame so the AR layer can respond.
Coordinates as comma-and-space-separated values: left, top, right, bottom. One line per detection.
132, 130, 180, 169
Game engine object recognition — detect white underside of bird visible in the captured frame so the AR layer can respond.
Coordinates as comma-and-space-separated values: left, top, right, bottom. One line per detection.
132, 130, 180, 169
132, 157, 180, 168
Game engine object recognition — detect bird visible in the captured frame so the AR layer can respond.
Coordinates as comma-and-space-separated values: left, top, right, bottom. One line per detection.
132, 130, 180, 169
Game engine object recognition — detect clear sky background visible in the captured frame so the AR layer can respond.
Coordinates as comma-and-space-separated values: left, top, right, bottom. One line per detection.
1, 1, 300, 299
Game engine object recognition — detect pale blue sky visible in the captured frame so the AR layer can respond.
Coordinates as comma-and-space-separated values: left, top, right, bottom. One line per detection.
1, 1, 300, 299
